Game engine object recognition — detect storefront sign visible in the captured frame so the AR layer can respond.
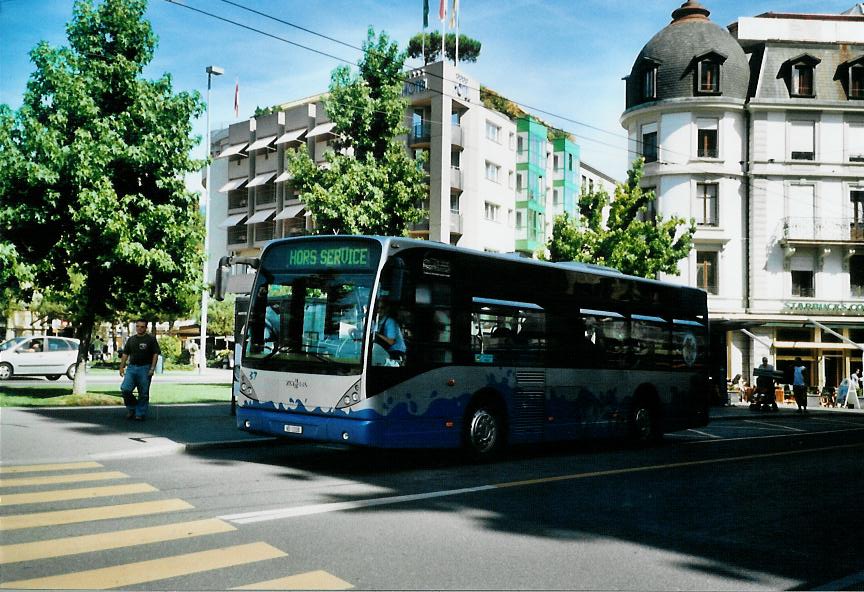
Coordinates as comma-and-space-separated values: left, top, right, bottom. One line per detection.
782, 301, 864, 315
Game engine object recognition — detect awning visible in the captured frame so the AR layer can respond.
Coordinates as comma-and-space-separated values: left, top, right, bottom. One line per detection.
247, 134, 277, 152
306, 122, 336, 139
218, 213, 247, 228
216, 142, 247, 159
245, 171, 276, 188
274, 171, 292, 183
217, 177, 247, 192
245, 209, 277, 224
275, 128, 307, 145
274, 203, 305, 220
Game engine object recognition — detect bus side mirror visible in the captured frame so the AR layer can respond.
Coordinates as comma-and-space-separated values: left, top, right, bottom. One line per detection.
213, 256, 232, 301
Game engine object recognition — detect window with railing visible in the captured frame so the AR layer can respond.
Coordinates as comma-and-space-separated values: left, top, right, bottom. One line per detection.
697, 118, 718, 158
696, 251, 718, 295
696, 183, 718, 226
227, 225, 247, 246
791, 270, 815, 298
790, 120, 815, 161
254, 221, 276, 243
255, 184, 276, 206
228, 189, 248, 210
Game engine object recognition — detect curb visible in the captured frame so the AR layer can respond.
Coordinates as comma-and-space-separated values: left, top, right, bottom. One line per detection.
184, 436, 280, 451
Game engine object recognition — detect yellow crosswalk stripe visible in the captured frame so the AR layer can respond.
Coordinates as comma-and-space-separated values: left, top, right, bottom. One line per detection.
0, 518, 236, 564
0, 542, 287, 589
0, 471, 128, 488
0, 483, 156, 507
0, 499, 193, 531
0, 462, 103, 474
233, 570, 353, 590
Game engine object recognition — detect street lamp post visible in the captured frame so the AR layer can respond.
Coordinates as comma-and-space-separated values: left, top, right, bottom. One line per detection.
200, 65, 223, 374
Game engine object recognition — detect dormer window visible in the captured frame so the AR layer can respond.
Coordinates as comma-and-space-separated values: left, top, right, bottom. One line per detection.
642, 65, 658, 100
851, 64, 864, 99
792, 64, 814, 97
691, 51, 726, 96
699, 61, 720, 93
782, 54, 820, 98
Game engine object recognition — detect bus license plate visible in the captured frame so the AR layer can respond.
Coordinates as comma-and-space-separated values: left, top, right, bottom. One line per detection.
284, 425, 303, 434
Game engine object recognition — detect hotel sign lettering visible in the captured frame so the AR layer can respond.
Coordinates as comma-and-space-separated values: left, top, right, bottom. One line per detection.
783, 301, 864, 315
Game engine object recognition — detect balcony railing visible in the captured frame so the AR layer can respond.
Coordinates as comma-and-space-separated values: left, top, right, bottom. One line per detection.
409, 123, 431, 145
450, 167, 462, 191
451, 124, 462, 148
778, 217, 864, 242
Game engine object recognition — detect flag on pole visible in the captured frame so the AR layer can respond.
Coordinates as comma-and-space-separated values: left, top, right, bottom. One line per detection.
438, 0, 445, 21
233, 79, 239, 118
423, 0, 429, 27
449, 0, 458, 29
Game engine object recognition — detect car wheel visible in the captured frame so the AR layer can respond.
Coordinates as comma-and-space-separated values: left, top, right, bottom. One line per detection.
0, 363, 12, 381
629, 398, 660, 445
464, 401, 505, 461
46, 375, 61, 381
66, 364, 77, 380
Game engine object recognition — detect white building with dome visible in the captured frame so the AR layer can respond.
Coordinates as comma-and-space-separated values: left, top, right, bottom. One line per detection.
621, 1, 864, 390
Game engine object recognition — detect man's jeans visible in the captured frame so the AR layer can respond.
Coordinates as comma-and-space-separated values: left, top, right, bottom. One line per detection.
121, 364, 152, 418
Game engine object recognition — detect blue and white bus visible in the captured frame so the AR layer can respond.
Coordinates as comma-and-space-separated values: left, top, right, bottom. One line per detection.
215, 236, 710, 459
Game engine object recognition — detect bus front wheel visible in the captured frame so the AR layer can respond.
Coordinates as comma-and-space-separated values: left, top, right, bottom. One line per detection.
464, 401, 505, 461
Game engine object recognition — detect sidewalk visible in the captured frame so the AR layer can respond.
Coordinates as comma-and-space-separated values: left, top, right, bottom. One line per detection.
0, 403, 277, 465
710, 399, 864, 420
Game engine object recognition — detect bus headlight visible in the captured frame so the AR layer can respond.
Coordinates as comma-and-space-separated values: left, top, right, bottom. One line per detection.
335, 380, 362, 409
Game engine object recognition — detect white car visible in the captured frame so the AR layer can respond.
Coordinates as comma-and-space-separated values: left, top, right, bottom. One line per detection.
0, 336, 80, 381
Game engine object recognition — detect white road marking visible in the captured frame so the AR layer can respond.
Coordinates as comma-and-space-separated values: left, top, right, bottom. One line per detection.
219, 442, 864, 525
743, 419, 805, 432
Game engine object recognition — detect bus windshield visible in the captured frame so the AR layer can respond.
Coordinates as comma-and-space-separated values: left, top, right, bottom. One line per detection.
243, 240, 381, 375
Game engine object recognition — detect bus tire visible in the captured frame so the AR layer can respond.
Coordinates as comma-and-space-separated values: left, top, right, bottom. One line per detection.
463, 397, 506, 461
628, 395, 660, 445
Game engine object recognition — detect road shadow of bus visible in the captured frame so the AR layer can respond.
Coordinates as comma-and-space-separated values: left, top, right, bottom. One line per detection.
189, 433, 863, 590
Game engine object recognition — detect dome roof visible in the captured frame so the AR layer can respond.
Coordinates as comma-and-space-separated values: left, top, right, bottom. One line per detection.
625, 1, 750, 109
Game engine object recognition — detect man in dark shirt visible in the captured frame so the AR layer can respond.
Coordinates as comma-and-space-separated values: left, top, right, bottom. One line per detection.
119, 320, 161, 420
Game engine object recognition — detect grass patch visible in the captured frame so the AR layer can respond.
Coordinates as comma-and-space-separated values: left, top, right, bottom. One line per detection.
0, 383, 231, 407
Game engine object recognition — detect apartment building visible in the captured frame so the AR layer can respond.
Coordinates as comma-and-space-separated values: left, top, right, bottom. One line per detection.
621, 0, 864, 387
208, 61, 618, 276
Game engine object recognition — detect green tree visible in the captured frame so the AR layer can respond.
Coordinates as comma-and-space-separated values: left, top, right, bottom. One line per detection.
207, 294, 235, 339
0, 0, 205, 393
287, 28, 426, 236
407, 32, 481, 64
546, 159, 695, 278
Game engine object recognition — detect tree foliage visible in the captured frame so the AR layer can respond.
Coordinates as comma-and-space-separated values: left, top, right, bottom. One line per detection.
0, 0, 205, 392
407, 32, 481, 64
287, 28, 426, 236
546, 159, 695, 278
207, 293, 235, 338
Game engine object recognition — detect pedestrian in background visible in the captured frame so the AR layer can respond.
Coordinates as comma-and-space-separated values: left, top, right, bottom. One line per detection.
848, 368, 862, 410
792, 357, 807, 413
119, 320, 160, 421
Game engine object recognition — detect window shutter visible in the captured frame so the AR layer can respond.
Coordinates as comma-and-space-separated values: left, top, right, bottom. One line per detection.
790, 121, 814, 152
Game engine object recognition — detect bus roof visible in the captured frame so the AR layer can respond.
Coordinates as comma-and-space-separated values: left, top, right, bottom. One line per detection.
261, 235, 707, 298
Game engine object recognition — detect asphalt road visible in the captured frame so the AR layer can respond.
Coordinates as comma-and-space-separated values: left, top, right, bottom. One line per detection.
2, 412, 863, 590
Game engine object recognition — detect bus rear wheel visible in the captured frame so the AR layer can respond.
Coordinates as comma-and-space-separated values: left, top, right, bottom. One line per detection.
464, 402, 504, 461
629, 399, 660, 445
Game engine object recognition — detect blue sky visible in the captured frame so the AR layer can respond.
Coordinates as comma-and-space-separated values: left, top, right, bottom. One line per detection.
0, 0, 857, 179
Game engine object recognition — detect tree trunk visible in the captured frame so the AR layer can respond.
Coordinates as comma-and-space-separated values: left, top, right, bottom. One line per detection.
72, 317, 95, 396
